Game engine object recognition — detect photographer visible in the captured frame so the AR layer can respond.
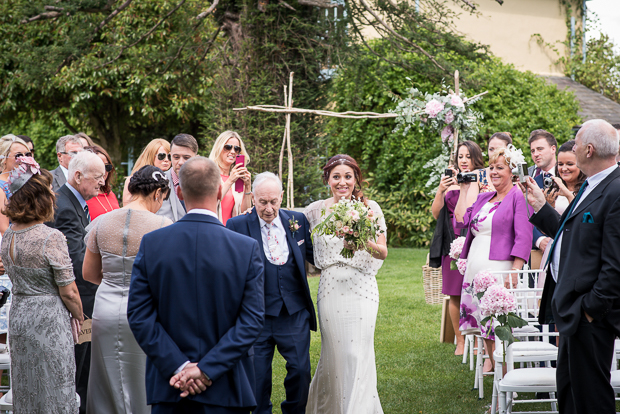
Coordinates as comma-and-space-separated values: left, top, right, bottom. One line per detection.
429, 140, 484, 356
543, 140, 586, 215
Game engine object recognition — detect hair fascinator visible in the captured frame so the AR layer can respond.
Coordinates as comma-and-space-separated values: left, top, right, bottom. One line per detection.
503, 144, 526, 170
9, 157, 41, 195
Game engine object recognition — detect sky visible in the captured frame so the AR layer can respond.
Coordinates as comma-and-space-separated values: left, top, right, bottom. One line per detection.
586, 0, 620, 49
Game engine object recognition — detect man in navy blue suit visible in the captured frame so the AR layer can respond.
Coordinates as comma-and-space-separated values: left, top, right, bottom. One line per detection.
128, 157, 265, 414
226, 172, 316, 414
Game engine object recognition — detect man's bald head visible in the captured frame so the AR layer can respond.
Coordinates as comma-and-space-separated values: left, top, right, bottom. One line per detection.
178, 156, 221, 202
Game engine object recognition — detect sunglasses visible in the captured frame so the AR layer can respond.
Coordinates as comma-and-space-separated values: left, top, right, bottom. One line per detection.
60, 151, 80, 158
223, 144, 241, 154
105, 164, 114, 172
157, 153, 171, 161
14, 152, 33, 159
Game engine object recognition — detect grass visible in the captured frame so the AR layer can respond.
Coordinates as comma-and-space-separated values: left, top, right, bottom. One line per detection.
268, 248, 495, 414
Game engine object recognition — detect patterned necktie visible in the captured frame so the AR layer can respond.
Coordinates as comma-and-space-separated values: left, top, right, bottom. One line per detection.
84, 204, 91, 222
265, 223, 285, 265
544, 180, 589, 269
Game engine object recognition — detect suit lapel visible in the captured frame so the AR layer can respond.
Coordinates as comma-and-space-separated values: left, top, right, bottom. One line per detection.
248, 211, 266, 260
279, 210, 305, 276
569, 168, 620, 220
61, 185, 89, 227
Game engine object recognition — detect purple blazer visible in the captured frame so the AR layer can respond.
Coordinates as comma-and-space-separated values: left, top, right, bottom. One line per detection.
457, 185, 533, 262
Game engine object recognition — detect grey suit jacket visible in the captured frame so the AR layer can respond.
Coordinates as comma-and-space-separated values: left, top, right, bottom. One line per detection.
51, 166, 67, 192
527, 165, 536, 177
156, 169, 186, 223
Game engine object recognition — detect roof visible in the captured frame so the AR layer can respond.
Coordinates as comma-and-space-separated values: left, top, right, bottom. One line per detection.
543, 76, 620, 125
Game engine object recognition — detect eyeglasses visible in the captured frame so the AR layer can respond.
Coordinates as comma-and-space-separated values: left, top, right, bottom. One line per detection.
223, 144, 241, 154
105, 164, 114, 172
157, 153, 171, 161
13, 152, 33, 159
60, 151, 80, 157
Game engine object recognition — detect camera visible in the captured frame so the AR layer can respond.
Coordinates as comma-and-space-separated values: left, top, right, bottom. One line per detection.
445, 169, 453, 178
543, 176, 559, 191
511, 163, 529, 183
457, 172, 477, 184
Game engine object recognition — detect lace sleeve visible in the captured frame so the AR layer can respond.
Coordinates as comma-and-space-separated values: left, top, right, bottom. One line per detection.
44, 230, 76, 287
303, 200, 325, 230
368, 200, 387, 237
85, 216, 103, 254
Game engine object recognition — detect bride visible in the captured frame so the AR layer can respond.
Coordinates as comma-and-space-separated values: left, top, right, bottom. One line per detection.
304, 154, 388, 414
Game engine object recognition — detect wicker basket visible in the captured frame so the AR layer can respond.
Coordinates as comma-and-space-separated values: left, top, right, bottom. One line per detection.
422, 255, 444, 305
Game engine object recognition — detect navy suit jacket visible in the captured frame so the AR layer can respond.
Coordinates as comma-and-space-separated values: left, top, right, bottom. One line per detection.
226, 209, 317, 331
127, 213, 265, 408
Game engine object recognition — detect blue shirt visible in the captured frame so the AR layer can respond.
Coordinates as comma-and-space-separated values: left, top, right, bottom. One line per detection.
65, 182, 87, 210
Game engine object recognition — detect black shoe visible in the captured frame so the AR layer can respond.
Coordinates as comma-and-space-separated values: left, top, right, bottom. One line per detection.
535, 392, 550, 399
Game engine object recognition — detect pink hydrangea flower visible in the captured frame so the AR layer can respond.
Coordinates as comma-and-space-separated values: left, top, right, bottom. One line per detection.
479, 285, 517, 318
441, 125, 454, 143
450, 94, 464, 107
425, 99, 445, 118
473, 271, 497, 294
449, 236, 466, 260
457, 259, 467, 275
444, 110, 454, 124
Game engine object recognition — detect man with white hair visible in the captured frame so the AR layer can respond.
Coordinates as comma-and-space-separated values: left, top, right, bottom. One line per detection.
523, 119, 620, 414
226, 172, 316, 414
47, 150, 105, 414
51, 135, 84, 192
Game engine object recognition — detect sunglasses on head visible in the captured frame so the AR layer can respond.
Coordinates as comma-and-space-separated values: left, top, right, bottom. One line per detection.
105, 164, 114, 172
14, 152, 33, 159
157, 153, 171, 161
223, 144, 241, 153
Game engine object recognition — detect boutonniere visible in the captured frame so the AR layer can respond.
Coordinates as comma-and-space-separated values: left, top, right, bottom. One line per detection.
289, 218, 300, 236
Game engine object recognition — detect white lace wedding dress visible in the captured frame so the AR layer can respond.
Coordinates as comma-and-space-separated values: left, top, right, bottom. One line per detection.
304, 199, 387, 414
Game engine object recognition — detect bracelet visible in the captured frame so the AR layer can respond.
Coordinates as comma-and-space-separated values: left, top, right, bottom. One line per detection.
244, 192, 252, 195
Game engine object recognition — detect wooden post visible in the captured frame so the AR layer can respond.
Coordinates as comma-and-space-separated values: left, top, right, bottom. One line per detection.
279, 86, 288, 182
452, 70, 460, 163
286, 72, 295, 209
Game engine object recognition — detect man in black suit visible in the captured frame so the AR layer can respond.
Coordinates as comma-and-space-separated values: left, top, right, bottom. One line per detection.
50, 135, 84, 192
47, 150, 106, 414
226, 172, 315, 414
523, 119, 620, 414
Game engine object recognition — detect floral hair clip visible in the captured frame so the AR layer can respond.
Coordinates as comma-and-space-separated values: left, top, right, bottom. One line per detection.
8, 157, 41, 195
503, 144, 526, 170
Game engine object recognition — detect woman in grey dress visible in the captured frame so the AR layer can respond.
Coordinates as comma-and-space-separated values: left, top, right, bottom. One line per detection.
83, 166, 172, 414
1, 159, 83, 413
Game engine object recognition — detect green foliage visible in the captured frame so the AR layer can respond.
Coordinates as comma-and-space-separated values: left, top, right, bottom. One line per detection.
327, 40, 581, 247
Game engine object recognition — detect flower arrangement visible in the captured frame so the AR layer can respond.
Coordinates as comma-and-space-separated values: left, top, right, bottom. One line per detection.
472, 271, 528, 363
311, 197, 384, 259
448, 236, 466, 271
390, 81, 484, 142
456, 259, 467, 275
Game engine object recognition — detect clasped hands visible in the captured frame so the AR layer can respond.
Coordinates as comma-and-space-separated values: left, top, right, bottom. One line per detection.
169, 363, 213, 398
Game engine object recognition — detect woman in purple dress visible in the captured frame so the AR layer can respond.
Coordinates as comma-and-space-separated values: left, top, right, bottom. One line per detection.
431, 141, 484, 355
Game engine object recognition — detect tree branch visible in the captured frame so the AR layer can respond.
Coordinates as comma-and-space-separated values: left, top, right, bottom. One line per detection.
94, 0, 133, 35
58, 113, 78, 134
196, 0, 220, 20
296, 0, 340, 8
96, 0, 188, 69
278, 0, 297, 11
459, 0, 476, 10
21, 11, 62, 24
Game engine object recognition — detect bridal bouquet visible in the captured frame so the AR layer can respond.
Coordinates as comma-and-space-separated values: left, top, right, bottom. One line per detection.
311, 197, 384, 259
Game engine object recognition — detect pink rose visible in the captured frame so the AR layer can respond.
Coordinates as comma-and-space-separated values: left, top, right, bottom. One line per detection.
367, 209, 374, 218
441, 125, 454, 143
450, 94, 464, 107
349, 229, 354, 234
425, 99, 444, 118
444, 110, 454, 124
342, 226, 350, 234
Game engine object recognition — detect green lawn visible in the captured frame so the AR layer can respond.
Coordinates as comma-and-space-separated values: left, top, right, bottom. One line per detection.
268, 248, 495, 414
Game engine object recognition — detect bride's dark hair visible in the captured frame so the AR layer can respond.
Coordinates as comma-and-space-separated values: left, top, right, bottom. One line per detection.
322, 154, 369, 205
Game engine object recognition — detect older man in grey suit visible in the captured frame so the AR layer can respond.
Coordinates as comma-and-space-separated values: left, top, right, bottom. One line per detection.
157, 134, 199, 222
50, 135, 84, 192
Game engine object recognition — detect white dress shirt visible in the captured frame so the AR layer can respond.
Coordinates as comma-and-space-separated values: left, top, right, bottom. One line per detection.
60, 165, 69, 180
551, 164, 618, 281
259, 214, 289, 265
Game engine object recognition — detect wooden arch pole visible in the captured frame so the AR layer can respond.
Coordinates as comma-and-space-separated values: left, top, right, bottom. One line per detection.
452, 70, 460, 163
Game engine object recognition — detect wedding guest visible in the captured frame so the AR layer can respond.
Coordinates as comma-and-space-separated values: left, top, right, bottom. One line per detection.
122, 138, 171, 205
85, 146, 120, 220
208, 131, 252, 225
2, 158, 83, 413
304, 154, 388, 413
157, 134, 198, 223
16, 135, 35, 155
84, 166, 172, 414
51, 135, 84, 192
47, 150, 106, 414
455, 145, 533, 371
544, 140, 587, 215
0, 134, 31, 234
75, 132, 95, 147
487, 132, 512, 158
430, 140, 484, 356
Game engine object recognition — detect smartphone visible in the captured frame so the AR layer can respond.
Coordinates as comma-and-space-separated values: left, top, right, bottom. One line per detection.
235, 155, 246, 193
444, 169, 453, 178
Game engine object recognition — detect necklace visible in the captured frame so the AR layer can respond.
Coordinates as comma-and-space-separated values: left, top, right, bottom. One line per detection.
95, 193, 114, 213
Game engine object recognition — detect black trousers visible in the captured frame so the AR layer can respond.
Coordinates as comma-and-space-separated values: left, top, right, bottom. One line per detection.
152, 400, 250, 414
557, 313, 616, 414
76, 293, 95, 414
